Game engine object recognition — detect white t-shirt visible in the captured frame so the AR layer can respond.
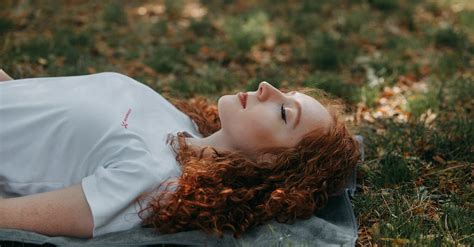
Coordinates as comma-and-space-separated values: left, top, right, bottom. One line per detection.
0, 72, 202, 237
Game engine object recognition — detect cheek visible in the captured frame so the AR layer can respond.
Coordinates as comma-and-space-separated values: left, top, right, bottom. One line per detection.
253, 121, 279, 138
237, 113, 280, 147
252, 125, 276, 145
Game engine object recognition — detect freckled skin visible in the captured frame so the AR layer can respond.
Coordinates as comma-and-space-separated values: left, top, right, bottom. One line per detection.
252, 123, 275, 147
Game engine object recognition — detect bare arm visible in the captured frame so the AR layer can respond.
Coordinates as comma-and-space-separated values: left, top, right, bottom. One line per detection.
0, 184, 94, 238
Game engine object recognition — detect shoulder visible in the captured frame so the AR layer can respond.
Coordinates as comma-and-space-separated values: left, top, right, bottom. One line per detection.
97, 72, 131, 79
86, 72, 136, 84
90, 72, 156, 96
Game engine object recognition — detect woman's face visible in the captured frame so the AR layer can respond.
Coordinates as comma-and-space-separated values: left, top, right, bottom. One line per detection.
218, 81, 333, 156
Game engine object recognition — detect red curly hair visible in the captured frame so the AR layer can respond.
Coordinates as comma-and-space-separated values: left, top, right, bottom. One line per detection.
137, 88, 360, 237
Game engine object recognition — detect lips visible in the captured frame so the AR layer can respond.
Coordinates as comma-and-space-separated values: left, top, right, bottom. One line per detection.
238, 92, 247, 109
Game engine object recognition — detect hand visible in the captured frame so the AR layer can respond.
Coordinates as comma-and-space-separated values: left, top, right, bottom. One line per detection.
0, 69, 13, 81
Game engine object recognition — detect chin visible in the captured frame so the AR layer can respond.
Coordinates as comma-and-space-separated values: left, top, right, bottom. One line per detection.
217, 95, 239, 129
217, 95, 238, 111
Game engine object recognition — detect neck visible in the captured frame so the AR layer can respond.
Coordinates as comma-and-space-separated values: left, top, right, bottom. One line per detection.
184, 129, 236, 153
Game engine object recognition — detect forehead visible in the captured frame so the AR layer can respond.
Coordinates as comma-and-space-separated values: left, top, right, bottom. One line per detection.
294, 92, 332, 134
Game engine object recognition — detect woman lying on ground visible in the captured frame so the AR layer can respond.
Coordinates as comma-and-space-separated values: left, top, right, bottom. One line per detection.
0, 71, 360, 238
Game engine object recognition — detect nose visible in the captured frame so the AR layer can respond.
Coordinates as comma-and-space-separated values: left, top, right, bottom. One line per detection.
256, 81, 284, 102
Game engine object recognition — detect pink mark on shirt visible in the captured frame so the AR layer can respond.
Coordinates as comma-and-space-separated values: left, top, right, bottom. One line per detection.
121, 108, 132, 129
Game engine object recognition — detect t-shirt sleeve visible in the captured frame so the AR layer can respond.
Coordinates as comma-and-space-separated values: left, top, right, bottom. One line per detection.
81, 137, 176, 237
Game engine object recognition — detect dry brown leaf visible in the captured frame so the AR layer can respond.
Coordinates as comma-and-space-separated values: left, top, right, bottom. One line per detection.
433, 155, 447, 165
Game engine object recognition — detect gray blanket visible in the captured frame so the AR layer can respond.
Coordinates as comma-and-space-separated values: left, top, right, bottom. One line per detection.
0, 136, 364, 247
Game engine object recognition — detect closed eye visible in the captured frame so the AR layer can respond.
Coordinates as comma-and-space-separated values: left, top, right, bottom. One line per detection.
281, 104, 287, 124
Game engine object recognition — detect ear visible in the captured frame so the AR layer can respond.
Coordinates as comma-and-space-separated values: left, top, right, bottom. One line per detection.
254, 152, 278, 163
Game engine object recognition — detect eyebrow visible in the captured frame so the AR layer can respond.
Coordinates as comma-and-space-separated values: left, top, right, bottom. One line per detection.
293, 99, 302, 129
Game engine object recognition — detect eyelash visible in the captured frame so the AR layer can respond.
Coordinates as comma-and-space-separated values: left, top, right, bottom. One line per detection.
281, 104, 287, 124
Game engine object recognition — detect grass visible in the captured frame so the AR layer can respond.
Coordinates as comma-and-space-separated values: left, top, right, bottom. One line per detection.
223, 11, 271, 56
1, 0, 473, 246
103, 0, 128, 25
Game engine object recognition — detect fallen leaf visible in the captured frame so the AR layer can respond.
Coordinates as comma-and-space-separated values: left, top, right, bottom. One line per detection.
433, 155, 446, 165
